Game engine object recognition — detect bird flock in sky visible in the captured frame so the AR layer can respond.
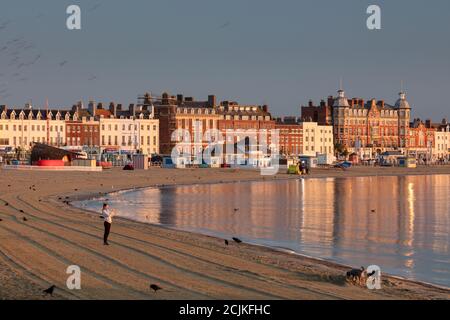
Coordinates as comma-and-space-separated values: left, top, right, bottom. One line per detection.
0, 2, 103, 104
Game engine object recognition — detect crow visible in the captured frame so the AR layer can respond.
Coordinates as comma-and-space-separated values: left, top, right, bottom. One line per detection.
19, 209, 24, 213
22, 217, 28, 222
150, 284, 162, 293
232, 237, 242, 244
4, 202, 8, 206
43, 285, 55, 296
234, 208, 239, 212
224, 239, 229, 246
371, 209, 376, 213
0, 218, 3, 222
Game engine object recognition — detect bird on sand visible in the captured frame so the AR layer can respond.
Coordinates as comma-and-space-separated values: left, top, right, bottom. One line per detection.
22, 217, 28, 222
234, 208, 239, 212
42, 285, 55, 296
0, 218, 3, 222
224, 239, 229, 246
19, 209, 24, 213
150, 284, 162, 293
232, 237, 242, 244
4, 202, 9, 206
371, 209, 376, 213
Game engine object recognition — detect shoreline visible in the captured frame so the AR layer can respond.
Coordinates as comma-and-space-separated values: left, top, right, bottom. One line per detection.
1, 166, 449, 300
71, 175, 450, 293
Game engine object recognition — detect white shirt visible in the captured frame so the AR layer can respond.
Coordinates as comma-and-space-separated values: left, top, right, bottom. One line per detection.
102, 208, 115, 224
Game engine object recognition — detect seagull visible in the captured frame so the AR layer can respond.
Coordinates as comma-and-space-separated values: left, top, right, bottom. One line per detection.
150, 284, 162, 293
232, 237, 242, 244
59, 60, 68, 67
89, 3, 102, 12
217, 21, 231, 30
42, 285, 55, 296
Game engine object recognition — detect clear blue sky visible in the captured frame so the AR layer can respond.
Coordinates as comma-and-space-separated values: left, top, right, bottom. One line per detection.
0, 0, 449, 121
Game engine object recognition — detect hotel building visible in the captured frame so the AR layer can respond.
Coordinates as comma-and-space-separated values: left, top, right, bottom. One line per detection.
301, 89, 412, 154
153, 93, 220, 156
0, 105, 72, 150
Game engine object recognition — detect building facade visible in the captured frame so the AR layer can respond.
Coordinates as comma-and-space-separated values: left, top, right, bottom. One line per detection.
332, 90, 411, 153
407, 119, 436, 162
0, 106, 71, 150
275, 117, 303, 156
434, 124, 450, 161
301, 122, 334, 157
66, 117, 100, 148
154, 93, 219, 156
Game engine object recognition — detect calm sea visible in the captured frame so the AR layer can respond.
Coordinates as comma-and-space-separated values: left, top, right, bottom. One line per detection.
73, 175, 450, 288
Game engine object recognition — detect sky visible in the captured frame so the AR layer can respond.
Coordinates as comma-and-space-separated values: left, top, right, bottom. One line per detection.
0, 0, 449, 120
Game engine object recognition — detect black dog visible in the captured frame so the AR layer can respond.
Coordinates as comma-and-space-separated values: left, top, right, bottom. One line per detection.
346, 266, 366, 285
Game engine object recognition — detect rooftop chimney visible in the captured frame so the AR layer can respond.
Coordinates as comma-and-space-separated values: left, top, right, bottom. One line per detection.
88, 100, 96, 117
109, 102, 117, 117
129, 104, 136, 118
208, 95, 216, 107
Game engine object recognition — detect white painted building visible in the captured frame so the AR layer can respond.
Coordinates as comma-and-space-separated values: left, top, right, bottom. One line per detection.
99, 115, 159, 155
301, 122, 334, 158
434, 124, 450, 161
0, 107, 71, 150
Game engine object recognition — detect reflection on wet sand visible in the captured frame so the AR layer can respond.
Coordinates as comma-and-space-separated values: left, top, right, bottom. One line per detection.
78, 175, 450, 287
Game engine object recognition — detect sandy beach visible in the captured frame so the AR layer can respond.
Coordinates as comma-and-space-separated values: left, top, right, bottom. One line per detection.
0, 165, 449, 300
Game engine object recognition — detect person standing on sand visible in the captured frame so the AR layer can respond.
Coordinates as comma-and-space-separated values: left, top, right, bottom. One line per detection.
101, 203, 115, 246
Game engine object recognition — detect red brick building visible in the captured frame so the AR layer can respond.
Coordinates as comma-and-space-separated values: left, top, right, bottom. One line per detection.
153, 92, 220, 155
407, 118, 435, 161
275, 117, 302, 156
301, 98, 333, 125
65, 116, 100, 147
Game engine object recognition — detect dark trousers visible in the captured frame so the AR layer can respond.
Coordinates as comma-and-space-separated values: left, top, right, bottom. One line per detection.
104, 222, 111, 244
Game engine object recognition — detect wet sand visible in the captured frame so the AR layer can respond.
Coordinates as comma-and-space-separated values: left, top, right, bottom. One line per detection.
0, 166, 449, 300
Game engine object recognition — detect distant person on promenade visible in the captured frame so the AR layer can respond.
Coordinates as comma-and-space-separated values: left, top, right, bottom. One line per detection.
101, 203, 115, 246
